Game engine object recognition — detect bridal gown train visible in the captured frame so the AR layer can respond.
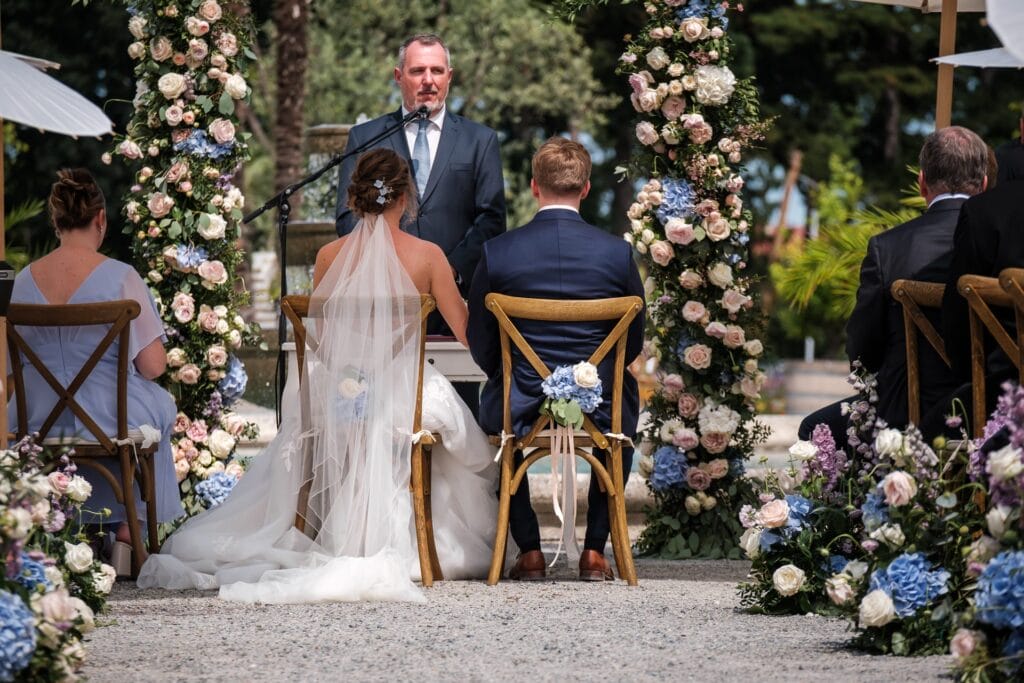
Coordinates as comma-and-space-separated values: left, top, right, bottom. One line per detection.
137, 215, 498, 603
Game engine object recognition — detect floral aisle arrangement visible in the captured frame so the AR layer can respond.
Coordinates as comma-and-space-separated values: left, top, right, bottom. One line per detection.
0, 439, 116, 681
107, 0, 262, 515
613, 0, 770, 558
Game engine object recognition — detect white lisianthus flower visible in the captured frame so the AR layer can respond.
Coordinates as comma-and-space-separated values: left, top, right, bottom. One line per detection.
93, 564, 116, 594
874, 428, 905, 458
859, 589, 896, 628
987, 444, 1024, 482
63, 542, 94, 573
5, 508, 33, 539
573, 362, 600, 389
198, 213, 227, 240
65, 476, 92, 503
694, 65, 736, 105
788, 440, 818, 462
987, 505, 1012, 539
772, 564, 805, 596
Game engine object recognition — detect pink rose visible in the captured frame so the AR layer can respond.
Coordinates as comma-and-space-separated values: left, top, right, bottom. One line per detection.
723, 325, 746, 349
686, 467, 711, 491
118, 140, 143, 160
198, 307, 220, 333
740, 376, 761, 399
186, 16, 210, 36
199, 0, 222, 21
720, 289, 750, 315
726, 175, 745, 193
215, 32, 238, 57
681, 301, 706, 323
628, 72, 651, 96
197, 260, 228, 287
665, 218, 695, 245
48, 472, 70, 495
175, 459, 190, 482
172, 52, 187, 66
705, 214, 731, 242
186, 419, 209, 443
188, 38, 209, 63
164, 105, 184, 126
694, 199, 719, 217
661, 373, 684, 399
147, 192, 175, 218
881, 471, 917, 507
182, 111, 196, 125
222, 413, 247, 437
164, 160, 188, 184
635, 121, 659, 146
206, 344, 228, 367
178, 363, 201, 385
208, 118, 235, 144
661, 95, 686, 120
649, 240, 674, 266
171, 292, 195, 323
704, 321, 727, 339
678, 270, 703, 289
700, 432, 730, 454
173, 412, 191, 434
704, 458, 729, 479
757, 499, 790, 528
950, 629, 984, 660
150, 36, 173, 62
672, 428, 699, 450
690, 122, 713, 145
677, 393, 701, 418
683, 344, 712, 370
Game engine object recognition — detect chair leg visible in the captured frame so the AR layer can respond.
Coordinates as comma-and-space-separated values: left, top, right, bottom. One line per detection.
410, 443, 434, 587
606, 482, 626, 577
487, 445, 514, 586
423, 446, 443, 580
609, 448, 637, 586
119, 448, 147, 577
140, 456, 160, 553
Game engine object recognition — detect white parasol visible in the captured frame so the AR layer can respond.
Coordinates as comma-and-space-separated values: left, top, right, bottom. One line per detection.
932, 47, 1024, 68
988, 0, 1024, 63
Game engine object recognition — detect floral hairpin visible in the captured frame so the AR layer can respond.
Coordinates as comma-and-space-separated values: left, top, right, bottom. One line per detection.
374, 178, 393, 206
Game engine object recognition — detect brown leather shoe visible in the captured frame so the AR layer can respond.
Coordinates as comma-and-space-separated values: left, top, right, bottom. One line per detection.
508, 550, 546, 581
579, 549, 614, 582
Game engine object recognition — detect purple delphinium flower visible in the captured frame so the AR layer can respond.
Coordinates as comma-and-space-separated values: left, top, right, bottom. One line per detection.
806, 423, 848, 496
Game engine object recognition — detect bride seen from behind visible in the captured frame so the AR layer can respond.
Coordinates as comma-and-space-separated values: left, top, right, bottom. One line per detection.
138, 148, 497, 603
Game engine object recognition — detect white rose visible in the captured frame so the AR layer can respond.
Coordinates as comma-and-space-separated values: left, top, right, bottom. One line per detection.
573, 362, 600, 389
63, 542, 94, 573
658, 418, 683, 443
743, 339, 764, 357
859, 589, 896, 628
694, 64, 736, 106
874, 428, 905, 458
680, 17, 709, 43
207, 429, 236, 460
198, 213, 227, 240
645, 46, 671, 70
93, 564, 117, 594
788, 440, 818, 462
127, 41, 145, 59
128, 15, 148, 39
44, 566, 65, 589
772, 564, 806, 597
65, 476, 92, 503
825, 575, 856, 606
69, 597, 96, 633
5, 508, 33, 539
739, 527, 760, 559
987, 444, 1024, 482
707, 262, 733, 288
684, 495, 702, 516
987, 504, 1012, 539
224, 73, 248, 99
157, 72, 187, 100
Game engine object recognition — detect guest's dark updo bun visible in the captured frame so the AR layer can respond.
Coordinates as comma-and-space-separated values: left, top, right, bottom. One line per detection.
347, 148, 416, 218
48, 168, 106, 232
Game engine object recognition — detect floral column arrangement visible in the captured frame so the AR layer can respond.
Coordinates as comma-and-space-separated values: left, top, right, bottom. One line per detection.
108, 0, 261, 515
618, 0, 770, 558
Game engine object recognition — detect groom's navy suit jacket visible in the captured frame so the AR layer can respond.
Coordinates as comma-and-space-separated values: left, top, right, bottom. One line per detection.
467, 208, 646, 439
335, 108, 506, 301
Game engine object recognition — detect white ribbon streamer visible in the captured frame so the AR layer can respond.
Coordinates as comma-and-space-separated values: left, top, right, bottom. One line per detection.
493, 431, 513, 463
548, 424, 581, 567
409, 429, 433, 444
603, 432, 635, 448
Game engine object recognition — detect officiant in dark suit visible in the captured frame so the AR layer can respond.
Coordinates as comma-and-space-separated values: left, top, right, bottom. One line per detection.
467, 137, 645, 582
335, 33, 507, 414
799, 126, 989, 444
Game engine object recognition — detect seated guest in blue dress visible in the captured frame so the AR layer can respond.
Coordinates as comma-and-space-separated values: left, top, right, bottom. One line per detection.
9, 168, 185, 570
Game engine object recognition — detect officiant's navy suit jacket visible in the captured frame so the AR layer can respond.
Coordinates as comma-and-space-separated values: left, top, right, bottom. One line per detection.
334, 109, 506, 298
467, 208, 646, 439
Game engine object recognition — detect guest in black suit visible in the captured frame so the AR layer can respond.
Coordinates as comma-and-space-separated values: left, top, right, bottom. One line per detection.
467, 137, 645, 582
799, 126, 989, 445
335, 34, 507, 414
928, 126, 1024, 438
994, 115, 1024, 184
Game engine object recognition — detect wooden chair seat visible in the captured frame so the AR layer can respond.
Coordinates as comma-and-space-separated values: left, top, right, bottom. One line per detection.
484, 293, 643, 587
281, 293, 445, 586
7, 300, 160, 577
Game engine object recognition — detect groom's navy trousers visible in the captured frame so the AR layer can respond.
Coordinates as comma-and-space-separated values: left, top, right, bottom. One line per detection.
467, 208, 645, 552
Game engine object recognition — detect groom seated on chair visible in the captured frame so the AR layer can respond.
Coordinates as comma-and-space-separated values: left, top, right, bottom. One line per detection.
467, 137, 646, 581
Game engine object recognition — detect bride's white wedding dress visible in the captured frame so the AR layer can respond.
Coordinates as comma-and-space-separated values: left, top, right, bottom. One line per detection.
137, 215, 498, 603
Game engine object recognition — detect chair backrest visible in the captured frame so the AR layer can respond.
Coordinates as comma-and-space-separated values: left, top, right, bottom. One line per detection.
999, 267, 1024, 377
958, 274, 1019, 437
890, 279, 951, 426
6, 300, 141, 451
483, 293, 644, 449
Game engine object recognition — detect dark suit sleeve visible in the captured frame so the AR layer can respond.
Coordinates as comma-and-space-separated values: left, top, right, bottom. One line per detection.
845, 235, 886, 372
334, 126, 363, 236
467, 249, 500, 378
446, 129, 506, 291
625, 247, 646, 362
942, 203, 986, 382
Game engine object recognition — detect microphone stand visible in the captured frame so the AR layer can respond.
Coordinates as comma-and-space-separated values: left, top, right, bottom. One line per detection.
243, 106, 430, 425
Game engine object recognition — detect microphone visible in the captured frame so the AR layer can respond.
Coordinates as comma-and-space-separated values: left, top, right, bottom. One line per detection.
403, 105, 431, 123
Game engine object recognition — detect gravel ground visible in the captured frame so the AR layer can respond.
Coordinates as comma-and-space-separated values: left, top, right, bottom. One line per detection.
83, 556, 952, 682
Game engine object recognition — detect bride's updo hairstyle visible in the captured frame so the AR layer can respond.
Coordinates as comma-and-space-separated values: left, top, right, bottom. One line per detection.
347, 148, 417, 218
48, 168, 106, 232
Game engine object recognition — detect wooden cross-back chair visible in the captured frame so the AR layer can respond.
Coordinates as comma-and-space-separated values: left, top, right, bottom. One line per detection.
999, 268, 1024, 374
890, 279, 951, 426
957, 275, 1021, 438
280, 293, 444, 587
483, 293, 644, 587
7, 300, 159, 576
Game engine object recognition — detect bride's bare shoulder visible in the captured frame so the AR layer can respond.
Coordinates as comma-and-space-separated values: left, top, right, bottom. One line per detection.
315, 236, 347, 267
396, 231, 444, 261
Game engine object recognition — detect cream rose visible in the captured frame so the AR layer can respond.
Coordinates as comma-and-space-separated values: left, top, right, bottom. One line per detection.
679, 270, 703, 289
178, 364, 201, 385
157, 72, 187, 100
127, 41, 145, 60
705, 458, 729, 479
683, 344, 712, 370
705, 215, 731, 242
772, 564, 805, 597
198, 213, 227, 240
649, 240, 675, 266
684, 495, 702, 516
216, 32, 239, 56
707, 262, 733, 288
665, 218, 695, 245
680, 17, 709, 43
224, 73, 248, 99
186, 16, 211, 36
198, 260, 228, 287
645, 46, 670, 70
681, 301, 706, 323
207, 429, 236, 460
757, 499, 789, 528
739, 527, 761, 559
743, 339, 764, 357
65, 476, 92, 503
881, 471, 917, 506
208, 118, 236, 144
128, 15, 147, 39
859, 589, 896, 628
573, 362, 600, 389
63, 542, 94, 573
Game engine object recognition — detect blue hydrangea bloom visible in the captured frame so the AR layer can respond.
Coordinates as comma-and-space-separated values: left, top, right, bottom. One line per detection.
540, 365, 603, 414
655, 179, 696, 226
176, 244, 209, 269
0, 589, 36, 680
333, 389, 368, 421
218, 355, 248, 406
172, 129, 235, 160
195, 471, 239, 509
650, 446, 687, 492
759, 529, 783, 553
976, 551, 1024, 630
861, 492, 889, 532
676, 0, 729, 30
14, 553, 51, 593
785, 494, 813, 530
675, 331, 697, 360
1003, 628, 1024, 658
868, 553, 950, 618
824, 555, 849, 575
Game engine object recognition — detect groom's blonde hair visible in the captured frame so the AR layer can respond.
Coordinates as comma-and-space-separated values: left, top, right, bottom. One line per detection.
532, 137, 591, 196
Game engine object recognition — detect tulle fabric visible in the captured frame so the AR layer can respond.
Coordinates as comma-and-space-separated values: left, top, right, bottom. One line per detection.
137, 216, 497, 603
